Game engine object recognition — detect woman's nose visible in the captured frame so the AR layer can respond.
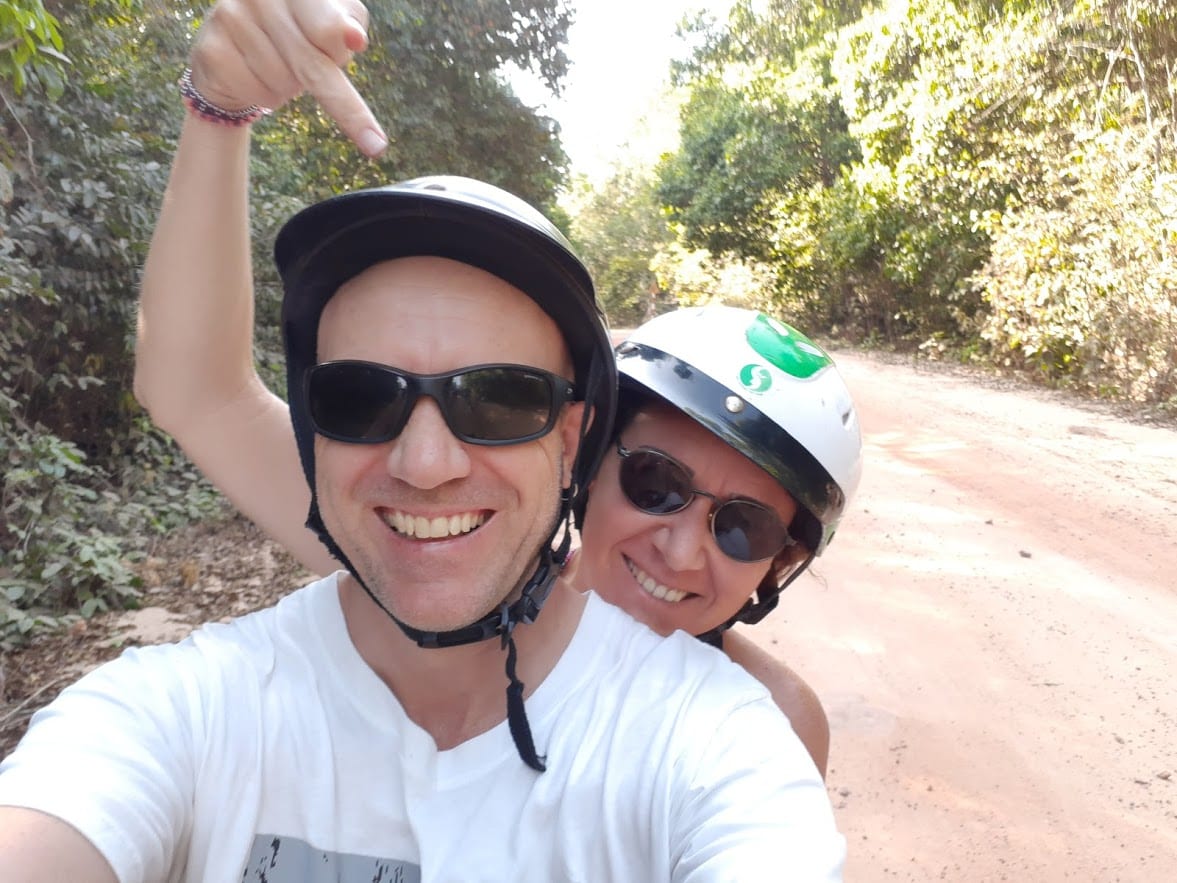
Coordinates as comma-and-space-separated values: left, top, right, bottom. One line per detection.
650, 499, 710, 573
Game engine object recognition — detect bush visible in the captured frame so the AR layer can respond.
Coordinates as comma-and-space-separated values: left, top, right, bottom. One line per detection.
974, 125, 1177, 406
0, 412, 224, 650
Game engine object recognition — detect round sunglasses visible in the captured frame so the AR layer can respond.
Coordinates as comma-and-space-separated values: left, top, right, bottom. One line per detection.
306, 361, 575, 446
616, 443, 795, 563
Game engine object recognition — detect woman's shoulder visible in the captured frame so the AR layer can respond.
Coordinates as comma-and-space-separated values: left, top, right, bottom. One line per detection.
722, 630, 830, 777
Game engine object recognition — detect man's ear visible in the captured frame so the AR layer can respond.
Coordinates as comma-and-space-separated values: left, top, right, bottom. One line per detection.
557, 401, 590, 488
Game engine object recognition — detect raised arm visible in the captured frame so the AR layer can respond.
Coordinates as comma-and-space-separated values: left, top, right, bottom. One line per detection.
2, 5, 389, 877
134, 0, 386, 576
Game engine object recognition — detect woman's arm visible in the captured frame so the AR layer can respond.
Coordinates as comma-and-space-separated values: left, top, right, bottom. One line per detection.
723, 629, 830, 778
134, 118, 334, 576
134, 1, 386, 577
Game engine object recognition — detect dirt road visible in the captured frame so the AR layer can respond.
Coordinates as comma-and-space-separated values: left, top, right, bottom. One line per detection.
747, 350, 1177, 880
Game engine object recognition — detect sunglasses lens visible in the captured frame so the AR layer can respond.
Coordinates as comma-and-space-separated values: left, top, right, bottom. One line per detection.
618, 445, 792, 563
308, 362, 566, 445
445, 367, 559, 442
712, 502, 789, 562
308, 362, 411, 442
619, 449, 693, 514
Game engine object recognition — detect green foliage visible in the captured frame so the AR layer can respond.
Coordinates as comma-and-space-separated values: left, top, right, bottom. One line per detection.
651, 242, 779, 315
569, 166, 675, 327
974, 124, 1177, 403
674, 0, 868, 81
652, 0, 1177, 402
0, 413, 224, 650
0, 0, 578, 644
568, 160, 782, 326
659, 44, 860, 263
254, 0, 571, 212
0, 0, 64, 95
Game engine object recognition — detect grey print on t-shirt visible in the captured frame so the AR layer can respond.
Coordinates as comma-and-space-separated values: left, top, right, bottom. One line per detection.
241, 834, 421, 882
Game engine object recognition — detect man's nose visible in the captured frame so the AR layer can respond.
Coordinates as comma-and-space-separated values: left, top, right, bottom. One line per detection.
383, 397, 472, 489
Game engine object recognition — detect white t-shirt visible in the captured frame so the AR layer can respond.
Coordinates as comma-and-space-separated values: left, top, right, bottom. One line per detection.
0, 573, 844, 882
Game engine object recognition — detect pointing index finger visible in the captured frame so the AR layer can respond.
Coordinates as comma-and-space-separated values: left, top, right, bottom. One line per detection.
300, 58, 387, 157
288, 0, 385, 157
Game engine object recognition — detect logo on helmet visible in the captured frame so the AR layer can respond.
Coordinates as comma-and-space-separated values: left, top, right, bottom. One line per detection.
745, 313, 832, 379
738, 363, 774, 393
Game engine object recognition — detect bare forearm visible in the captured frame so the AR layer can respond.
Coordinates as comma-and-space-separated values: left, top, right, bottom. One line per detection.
0, 807, 118, 883
135, 116, 256, 431
133, 113, 333, 575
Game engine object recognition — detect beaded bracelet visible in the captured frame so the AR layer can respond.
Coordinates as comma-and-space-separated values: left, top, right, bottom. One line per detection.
178, 68, 272, 127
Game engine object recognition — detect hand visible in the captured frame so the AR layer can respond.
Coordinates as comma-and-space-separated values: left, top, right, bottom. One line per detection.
189, 0, 387, 157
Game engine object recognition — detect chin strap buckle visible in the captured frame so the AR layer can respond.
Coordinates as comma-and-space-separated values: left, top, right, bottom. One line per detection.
498, 601, 515, 650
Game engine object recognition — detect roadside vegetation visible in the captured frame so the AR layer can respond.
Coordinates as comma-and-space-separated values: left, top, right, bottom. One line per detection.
2, 0, 1174, 645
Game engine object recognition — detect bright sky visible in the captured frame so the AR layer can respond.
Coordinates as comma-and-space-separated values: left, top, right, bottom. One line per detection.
509, 0, 736, 183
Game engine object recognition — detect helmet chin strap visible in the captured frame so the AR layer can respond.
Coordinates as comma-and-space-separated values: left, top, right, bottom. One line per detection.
305, 491, 575, 773
694, 551, 816, 649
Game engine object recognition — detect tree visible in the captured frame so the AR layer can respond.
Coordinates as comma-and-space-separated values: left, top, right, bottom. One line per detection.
0, 0, 580, 642
659, 53, 859, 261
654, 0, 1176, 406
268, 0, 572, 210
569, 166, 674, 327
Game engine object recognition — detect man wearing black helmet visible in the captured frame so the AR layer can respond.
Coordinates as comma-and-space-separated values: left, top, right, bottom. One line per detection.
0, 0, 846, 879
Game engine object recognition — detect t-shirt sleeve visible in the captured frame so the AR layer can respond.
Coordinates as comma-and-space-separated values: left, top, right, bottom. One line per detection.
670, 691, 847, 882
0, 641, 212, 883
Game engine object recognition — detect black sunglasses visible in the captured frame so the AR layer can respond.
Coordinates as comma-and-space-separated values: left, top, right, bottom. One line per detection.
307, 361, 575, 446
616, 443, 795, 563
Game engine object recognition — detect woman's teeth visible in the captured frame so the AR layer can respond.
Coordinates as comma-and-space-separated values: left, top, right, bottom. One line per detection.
625, 558, 688, 603
386, 511, 486, 539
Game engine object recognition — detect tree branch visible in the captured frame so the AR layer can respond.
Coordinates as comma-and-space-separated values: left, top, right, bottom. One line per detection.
0, 86, 37, 179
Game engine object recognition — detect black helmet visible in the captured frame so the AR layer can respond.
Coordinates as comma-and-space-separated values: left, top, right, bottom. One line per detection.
277, 175, 617, 509
274, 176, 617, 772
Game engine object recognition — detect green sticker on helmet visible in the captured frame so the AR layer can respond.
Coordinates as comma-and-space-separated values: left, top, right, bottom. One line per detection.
739, 363, 774, 392
745, 313, 832, 380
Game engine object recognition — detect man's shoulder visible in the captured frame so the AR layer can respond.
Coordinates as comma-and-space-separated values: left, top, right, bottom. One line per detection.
574, 593, 769, 701
149, 570, 324, 644
67, 573, 336, 692
549, 595, 805, 804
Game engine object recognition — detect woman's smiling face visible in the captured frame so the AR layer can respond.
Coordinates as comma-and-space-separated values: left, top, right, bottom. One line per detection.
575, 403, 799, 637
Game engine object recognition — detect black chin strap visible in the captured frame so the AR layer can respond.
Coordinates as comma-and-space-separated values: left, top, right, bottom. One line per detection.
693, 552, 816, 648
306, 492, 574, 773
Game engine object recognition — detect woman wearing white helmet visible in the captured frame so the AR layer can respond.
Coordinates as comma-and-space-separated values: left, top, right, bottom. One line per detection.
577, 306, 862, 644
568, 307, 862, 773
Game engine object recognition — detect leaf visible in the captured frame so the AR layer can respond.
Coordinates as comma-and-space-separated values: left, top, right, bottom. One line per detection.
36, 44, 70, 64
40, 561, 66, 580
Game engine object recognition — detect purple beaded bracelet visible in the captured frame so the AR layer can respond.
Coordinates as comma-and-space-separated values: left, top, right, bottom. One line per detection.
178, 68, 272, 127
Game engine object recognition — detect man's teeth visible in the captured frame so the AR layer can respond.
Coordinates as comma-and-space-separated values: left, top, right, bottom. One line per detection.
387, 511, 486, 539
625, 558, 688, 603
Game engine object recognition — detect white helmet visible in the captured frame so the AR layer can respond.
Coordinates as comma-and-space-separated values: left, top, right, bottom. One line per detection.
615, 305, 862, 557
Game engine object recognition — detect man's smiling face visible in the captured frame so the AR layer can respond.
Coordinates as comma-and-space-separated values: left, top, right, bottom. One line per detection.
312, 256, 583, 633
